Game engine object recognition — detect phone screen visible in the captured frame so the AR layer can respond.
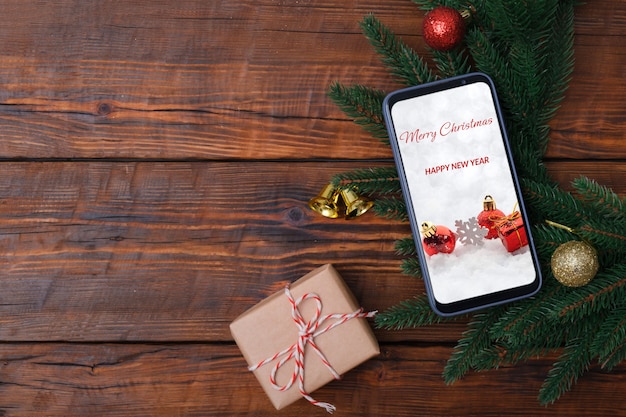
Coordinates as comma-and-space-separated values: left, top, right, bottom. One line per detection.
384, 73, 541, 316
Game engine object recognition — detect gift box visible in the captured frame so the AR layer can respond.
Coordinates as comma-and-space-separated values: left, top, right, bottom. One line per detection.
230, 264, 379, 412
496, 211, 528, 252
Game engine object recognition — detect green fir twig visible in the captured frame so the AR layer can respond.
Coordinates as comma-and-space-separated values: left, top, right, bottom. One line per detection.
375, 295, 450, 330
372, 197, 408, 222
573, 176, 626, 221
538, 314, 603, 405
443, 308, 506, 384
326, 0, 624, 405
330, 167, 400, 195
327, 82, 389, 140
400, 256, 422, 278
394, 236, 417, 256
592, 305, 626, 370
360, 14, 437, 87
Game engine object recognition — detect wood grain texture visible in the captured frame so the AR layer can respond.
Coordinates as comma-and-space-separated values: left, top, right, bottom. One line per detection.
0, 0, 623, 415
0, 160, 621, 344
0, 343, 625, 416
0, 0, 621, 160
0, 161, 404, 341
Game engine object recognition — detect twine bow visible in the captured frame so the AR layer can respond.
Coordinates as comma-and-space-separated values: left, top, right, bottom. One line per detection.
488, 203, 521, 227
248, 285, 377, 413
489, 209, 524, 247
490, 210, 520, 226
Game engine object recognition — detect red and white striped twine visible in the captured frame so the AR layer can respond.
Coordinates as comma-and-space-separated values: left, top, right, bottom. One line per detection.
248, 285, 377, 413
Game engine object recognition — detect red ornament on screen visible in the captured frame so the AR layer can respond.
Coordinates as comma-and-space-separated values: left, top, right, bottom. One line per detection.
422, 6, 467, 51
421, 222, 456, 256
477, 195, 505, 239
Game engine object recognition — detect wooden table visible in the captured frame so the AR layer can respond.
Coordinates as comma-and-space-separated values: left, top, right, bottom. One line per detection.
0, 1, 624, 415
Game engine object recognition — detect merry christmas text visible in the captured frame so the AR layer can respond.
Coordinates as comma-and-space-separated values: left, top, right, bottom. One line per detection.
424, 156, 490, 175
399, 117, 494, 144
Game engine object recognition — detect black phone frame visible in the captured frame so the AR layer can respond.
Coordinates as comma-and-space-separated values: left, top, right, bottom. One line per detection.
382, 72, 542, 316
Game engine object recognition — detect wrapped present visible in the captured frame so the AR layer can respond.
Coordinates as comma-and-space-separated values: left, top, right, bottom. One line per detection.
230, 264, 379, 412
495, 211, 528, 253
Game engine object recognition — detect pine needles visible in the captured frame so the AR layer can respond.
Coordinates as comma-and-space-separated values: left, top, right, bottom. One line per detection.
376, 295, 448, 329
327, 83, 389, 140
360, 14, 437, 87
326, 0, 626, 405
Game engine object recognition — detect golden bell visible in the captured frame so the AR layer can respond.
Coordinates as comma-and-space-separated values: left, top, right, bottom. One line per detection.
308, 183, 340, 218
341, 187, 373, 219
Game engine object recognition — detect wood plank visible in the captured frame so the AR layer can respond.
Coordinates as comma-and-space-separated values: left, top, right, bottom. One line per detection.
548, 37, 626, 159
0, 160, 621, 343
0, 160, 418, 342
0, 0, 622, 160
545, 160, 626, 195
546, 0, 626, 159
0, 2, 623, 415
0, 343, 624, 416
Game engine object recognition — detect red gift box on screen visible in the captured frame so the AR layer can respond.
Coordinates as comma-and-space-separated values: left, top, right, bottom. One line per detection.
496, 211, 528, 253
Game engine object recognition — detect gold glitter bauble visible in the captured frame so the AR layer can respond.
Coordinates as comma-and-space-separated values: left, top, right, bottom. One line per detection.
551, 240, 599, 287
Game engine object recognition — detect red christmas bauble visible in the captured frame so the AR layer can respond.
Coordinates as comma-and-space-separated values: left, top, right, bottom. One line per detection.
422, 6, 466, 51
422, 224, 456, 256
478, 208, 505, 239
477, 195, 504, 239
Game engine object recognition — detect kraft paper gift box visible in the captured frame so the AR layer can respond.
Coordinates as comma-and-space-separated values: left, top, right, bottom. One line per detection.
230, 264, 379, 411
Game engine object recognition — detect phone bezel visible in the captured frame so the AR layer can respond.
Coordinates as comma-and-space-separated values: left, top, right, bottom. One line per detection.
382, 72, 542, 316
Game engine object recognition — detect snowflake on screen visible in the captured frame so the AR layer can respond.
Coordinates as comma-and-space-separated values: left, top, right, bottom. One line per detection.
455, 217, 485, 246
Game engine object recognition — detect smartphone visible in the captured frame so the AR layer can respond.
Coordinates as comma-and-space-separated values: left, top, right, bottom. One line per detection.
382, 72, 542, 316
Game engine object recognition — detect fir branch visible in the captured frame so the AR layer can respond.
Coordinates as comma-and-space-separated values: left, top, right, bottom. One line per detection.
372, 197, 408, 222
465, 28, 552, 164
507, 39, 544, 119
467, 1, 573, 157
508, 133, 552, 185
465, 28, 516, 109
410, 0, 440, 11
538, 338, 592, 405
327, 0, 614, 404
400, 256, 422, 277
443, 307, 506, 384
482, 0, 560, 45
536, 0, 575, 135
470, 332, 563, 373
551, 262, 626, 323
520, 178, 588, 226
531, 223, 573, 261
489, 275, 566, 349
596, 248, 626, 273
538, 315, 602, 405
360, 14, 437, 86
330, 167, 400, 195
461, 344, 506, 372
573, 176, 626, 221
485, 0, 559, 43
395, 236, 416, 256
600, 340, 626, 372
375, 295, 451, 330
327, 82, 389, 140
591, 305, 626, 370
432, 49, 471, 78
411, 0, 474, 11
578, 223, 626, 253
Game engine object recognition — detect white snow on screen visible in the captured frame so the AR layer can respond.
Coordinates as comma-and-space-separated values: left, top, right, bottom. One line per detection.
391, 82, 536, 304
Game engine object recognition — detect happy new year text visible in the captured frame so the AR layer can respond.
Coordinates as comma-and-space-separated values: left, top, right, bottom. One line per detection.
425, 156, 490, 175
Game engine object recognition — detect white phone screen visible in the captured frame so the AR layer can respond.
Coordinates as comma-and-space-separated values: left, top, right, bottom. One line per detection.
388, 76, 539, 311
